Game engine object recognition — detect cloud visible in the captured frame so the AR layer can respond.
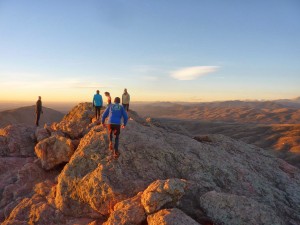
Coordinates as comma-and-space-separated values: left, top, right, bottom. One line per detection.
170, 66, 219, 80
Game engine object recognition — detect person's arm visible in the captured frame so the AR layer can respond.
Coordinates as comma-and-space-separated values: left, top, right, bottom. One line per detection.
128, 94, 130, 103
100, 95, 103, 107
92, 95, 95, 107
101, 106, 109, 124
41, 102, 43, 114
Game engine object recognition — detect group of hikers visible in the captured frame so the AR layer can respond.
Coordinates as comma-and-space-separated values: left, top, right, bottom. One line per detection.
93, 88, 130, 158
35, 88, 131, 159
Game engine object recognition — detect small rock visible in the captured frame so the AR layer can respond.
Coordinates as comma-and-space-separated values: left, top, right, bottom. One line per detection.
141, 179, 187, 214
147, 208, 200, 225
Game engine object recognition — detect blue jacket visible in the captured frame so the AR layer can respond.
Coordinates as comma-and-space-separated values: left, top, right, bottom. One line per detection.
93, 94, 103, 107
102, 103, 128, 126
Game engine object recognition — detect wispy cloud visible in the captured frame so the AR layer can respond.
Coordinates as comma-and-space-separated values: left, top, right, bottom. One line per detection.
170, 66, 219, 80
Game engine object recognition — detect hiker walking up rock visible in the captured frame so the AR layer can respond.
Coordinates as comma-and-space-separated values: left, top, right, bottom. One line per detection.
102, 97, 128, 158
93, 90, 103, 120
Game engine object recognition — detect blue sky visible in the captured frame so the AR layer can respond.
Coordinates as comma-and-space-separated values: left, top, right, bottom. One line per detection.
0, 0, 299, 102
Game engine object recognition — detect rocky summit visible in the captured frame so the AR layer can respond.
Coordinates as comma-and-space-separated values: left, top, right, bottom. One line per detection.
1, 102, 300, 225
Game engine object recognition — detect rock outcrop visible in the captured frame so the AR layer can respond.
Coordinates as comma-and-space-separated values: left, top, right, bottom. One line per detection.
2, 102, 300, 225
51, 102, 95, 139
35, 136, 75, 170
141, 179, 187, 214
147, 208, 200, 225
0, 124, 36, 156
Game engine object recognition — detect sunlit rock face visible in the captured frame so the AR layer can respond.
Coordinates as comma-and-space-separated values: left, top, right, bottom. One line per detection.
2, 103, 300, 224
147, 208, 201, 225
35, 136, 75, 170
51, 102, 95, 139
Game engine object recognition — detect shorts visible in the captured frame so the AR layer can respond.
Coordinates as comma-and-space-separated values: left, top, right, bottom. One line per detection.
107, 124, 121, 136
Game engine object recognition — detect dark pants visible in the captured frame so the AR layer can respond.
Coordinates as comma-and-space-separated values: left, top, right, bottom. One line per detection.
107, 124, 121, 151
35, 112, 41, 126
122, 104, 129, 112
95, 106, 101, 119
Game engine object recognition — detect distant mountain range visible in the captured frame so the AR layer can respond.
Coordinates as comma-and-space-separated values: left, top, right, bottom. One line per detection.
134, 99, 300, 124
0, 105, 64, 128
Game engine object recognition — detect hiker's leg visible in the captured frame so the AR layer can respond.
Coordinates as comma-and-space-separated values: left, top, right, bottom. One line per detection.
113, 125, 121, 153
107, 124, 114, 150
97, 107, 101, 119
108, 126, 113, 143
114, 134, 119, 152
35, 112, 40, 126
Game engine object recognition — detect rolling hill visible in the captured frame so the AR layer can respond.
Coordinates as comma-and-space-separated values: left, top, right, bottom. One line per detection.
0, 105, 64, 128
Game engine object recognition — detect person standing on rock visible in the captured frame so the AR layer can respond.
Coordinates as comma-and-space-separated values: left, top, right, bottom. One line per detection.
122, 88, 130, 112
102, 97, 128, 158
35, 96, 43, 126
93, 90, 103, 120
104, 92, 112, 106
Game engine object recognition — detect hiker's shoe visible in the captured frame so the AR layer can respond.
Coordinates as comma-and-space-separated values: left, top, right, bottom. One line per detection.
109, 142, 113, 151
113, 151, 120, 159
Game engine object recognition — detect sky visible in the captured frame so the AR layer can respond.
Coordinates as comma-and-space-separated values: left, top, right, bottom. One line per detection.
0, 0, 299, 103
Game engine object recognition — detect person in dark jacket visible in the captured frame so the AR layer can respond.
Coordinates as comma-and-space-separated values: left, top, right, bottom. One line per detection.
102, 97, 128, 158
35, 96, 43, 126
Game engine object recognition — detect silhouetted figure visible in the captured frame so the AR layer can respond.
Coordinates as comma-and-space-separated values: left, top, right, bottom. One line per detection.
102, 97, 128, 159
122, 88, 130, 112
104, 91, 112, 106
93, 90, 103, 120
35, 96, 43, 126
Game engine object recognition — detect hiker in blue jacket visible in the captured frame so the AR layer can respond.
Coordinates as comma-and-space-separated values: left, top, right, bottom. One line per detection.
93, 90, 103, 120
102, 97, 128, 158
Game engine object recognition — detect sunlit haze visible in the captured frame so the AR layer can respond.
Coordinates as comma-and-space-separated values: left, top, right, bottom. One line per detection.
0, 0, 299, 103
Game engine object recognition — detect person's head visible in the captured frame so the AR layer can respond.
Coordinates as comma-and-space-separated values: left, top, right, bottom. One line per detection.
96, 90, 100, 94
104, 92, 110, 97
124, 88, 127, 94
114, 97, 120, 104
38, 96, 41, 100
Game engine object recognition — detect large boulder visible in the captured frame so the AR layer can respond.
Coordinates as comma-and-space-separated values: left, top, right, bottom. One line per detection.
200, 191, 284, 225
0, 124, 35, 157
141, 179, 187, 214
51, 102, 95, 139
35, 136, 75, 170
103, 192, 146, 225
